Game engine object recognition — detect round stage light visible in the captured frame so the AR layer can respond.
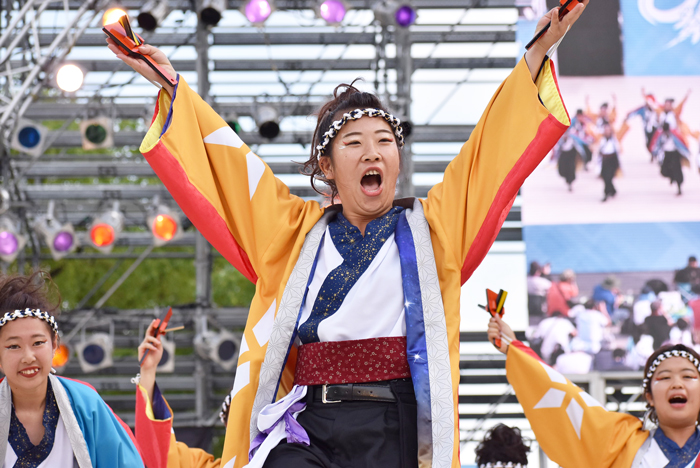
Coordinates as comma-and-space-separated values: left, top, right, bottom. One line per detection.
320, 0, 346, 24
245, 0, 272, 24
90, 224, 115, 248
17, 126, 41, 149
159, 347, 170, 367
103, 8, 127, 26
82, 343, 105, 365
53, 231, 75, 253
256, 105, 280, 140
217, 337, 238, 361
84, 123, 107, 145
56, 64, 84, 93
152, 214, 178, 241
395, 5, 417, 27
52, 343, 70, 368
0, 231, 19, 256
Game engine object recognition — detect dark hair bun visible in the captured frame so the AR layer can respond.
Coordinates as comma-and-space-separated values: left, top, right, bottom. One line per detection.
475, 424, 530, 466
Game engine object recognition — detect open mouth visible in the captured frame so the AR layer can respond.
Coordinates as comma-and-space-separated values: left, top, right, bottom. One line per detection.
669, 396, 688, 405
361, 170, 382, 193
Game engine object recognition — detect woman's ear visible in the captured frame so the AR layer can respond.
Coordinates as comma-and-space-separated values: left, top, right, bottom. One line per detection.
319, 155, 334, 180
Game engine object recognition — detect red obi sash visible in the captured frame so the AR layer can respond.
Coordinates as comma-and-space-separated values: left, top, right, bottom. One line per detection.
294, 336, 411, 386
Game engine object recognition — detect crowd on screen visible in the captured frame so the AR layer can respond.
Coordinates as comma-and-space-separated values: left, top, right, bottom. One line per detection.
526, 256, 700, 373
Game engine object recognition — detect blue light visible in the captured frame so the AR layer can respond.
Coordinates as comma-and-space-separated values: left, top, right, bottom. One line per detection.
18, 126, 41, 149
82, 344, 105, 365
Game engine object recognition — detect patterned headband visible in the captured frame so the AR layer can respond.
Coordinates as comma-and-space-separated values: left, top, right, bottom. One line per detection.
220, 391, 233, 425
479, 463, 526, 468
642, 349, 700, 391
0, 308, 58, 335
315, 108, 404, 159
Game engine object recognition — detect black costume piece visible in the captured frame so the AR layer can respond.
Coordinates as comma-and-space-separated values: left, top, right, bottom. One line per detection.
264, 379, 418, 468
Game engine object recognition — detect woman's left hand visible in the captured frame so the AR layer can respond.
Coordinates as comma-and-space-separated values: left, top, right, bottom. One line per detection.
533, 1, 588, 53
525, 0, 588, 80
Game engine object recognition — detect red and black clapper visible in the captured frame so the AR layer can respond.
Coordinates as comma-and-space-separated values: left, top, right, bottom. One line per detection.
479, 289, 508, 348
103, 15, 177, 87
138, 306, 173, 366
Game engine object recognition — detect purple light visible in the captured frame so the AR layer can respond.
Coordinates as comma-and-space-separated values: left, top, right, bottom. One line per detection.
320, 0, 346, 24
0, 231, 18, 256
245, 0, 272, 24
395, 5, 417, 27
53, 231, 74, 253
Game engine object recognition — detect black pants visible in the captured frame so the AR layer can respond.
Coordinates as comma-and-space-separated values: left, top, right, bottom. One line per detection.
601, 153, 619, 197
558, 149, 577, 185
661, 150, 684, 185
263, 379, 418, 468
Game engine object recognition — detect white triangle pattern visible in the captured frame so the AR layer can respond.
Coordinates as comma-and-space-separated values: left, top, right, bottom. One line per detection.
203, 125, 244, 148
539, 361, 567, 384
246, 151, 266, 200
566, 398, 585, 439
231, 361, 251, 401
253, 299, 276, 347
239, 334, 249, 355
534, 388, 567, 409
579, 391, 604, 408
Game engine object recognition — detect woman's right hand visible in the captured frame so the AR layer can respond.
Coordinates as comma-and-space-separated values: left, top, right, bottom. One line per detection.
106, 39, 177, 95
137, 319, 163, 401
487, 315, 515, 354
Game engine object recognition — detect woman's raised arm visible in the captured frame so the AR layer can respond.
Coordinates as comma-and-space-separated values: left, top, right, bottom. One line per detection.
106, 40, 321, 284
422, 4, 587, 285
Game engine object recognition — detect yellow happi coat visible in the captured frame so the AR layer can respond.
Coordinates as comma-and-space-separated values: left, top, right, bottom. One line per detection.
136, 57, 569, 468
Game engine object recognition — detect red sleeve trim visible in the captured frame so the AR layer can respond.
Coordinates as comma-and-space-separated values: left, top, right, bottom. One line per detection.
460, 114, 567, 284
135, 386, 172, 468
143, 141, 258, 283
151, 94, 161, 126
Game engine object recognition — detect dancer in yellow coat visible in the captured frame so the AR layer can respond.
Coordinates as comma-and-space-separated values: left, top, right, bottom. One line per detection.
488, 315, 700, 467
110, 3, 586, 467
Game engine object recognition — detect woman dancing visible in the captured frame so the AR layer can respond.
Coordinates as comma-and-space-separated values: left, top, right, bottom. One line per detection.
489, 315, 700, 467
109, 3, 587, 467
0, 272, 143, 467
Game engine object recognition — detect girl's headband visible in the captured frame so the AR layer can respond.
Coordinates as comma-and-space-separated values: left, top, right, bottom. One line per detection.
479, 463, 526, 468
315, 108, 404, 159
0, 308, 58, 335
642, 349, 700, 391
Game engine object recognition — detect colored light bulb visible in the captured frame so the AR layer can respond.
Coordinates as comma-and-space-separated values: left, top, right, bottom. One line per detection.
245, 0, 272, 23
320, 0, 346, 24
90, 224, 115, 247
0, 231, 19, 255
395, 5, 417, 27
152, 214, 178, 241
53, 231, 75, 252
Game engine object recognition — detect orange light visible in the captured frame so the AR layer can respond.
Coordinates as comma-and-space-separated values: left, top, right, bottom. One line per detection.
90, 223, 115, 247
152, 214, 178, 241
103, 7, 127, 26
53, 343, 70, 368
